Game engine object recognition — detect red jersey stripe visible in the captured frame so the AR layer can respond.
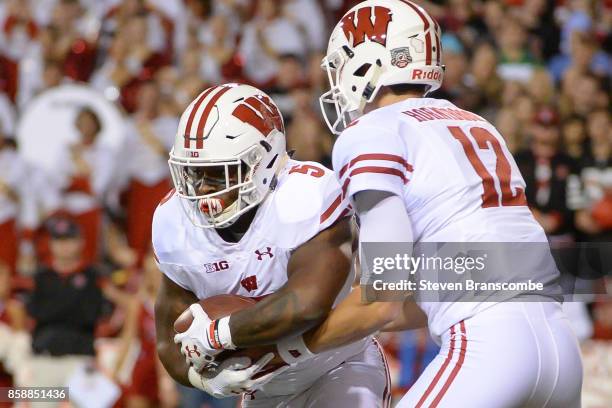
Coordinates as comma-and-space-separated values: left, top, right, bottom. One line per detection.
349, 166, 410, 184
339, 153, 414, 178
320, 194, 343, 224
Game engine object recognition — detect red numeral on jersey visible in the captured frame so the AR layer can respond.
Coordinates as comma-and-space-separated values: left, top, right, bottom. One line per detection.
288, 164, 325, 178
448, 126, 526, 208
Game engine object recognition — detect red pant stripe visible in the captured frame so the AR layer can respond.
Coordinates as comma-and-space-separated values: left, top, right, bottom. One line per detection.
415, 324, 456, 408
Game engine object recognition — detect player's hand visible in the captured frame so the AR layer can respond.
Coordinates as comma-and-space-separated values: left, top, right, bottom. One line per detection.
188, 353, 289, 398
174, 304, 223, 370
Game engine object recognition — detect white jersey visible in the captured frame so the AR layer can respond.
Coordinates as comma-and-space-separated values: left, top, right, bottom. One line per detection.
152, 159, 368, 396
332, 97, 559, 339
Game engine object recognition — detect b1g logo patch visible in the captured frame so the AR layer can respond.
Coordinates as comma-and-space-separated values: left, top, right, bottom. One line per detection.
204, 260, 230, 273
391, 47, 412, 68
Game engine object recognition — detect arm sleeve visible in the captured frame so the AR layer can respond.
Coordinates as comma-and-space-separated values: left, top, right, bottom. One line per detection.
356, 192, 413, 243
356, 192, 414, 285
332, 124, 411, 201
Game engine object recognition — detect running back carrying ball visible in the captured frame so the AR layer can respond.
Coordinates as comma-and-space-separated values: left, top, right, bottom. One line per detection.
173, 294, 287, 376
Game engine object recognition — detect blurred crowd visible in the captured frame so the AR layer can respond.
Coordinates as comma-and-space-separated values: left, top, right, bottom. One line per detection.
0, 0, 610, 407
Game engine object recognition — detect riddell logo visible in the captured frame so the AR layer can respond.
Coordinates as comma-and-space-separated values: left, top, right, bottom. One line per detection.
412, 69, 441, 81
189, 151, 200, 157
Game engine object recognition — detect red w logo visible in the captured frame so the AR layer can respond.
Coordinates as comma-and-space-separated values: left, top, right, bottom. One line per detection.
341, 6, 392, 47
232, 96, 284, 136
241, 275, 258, 292
184, 344, 201, 358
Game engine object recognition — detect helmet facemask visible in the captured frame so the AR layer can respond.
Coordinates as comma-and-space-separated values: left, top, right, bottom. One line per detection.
169, 144, 266, 229
319, 45, 384, 135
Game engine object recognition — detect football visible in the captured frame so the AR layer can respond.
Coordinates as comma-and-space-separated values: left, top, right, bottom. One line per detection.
173, 294, 287, 376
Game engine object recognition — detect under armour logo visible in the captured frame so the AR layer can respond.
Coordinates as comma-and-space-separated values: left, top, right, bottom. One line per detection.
184, 344, 201, 358
289, 349, 302, 358
241, 275, 258, 292
255, 247, 273, 260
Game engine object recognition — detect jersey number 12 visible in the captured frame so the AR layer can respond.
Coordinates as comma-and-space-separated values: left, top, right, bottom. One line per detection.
449, 126, 527, 208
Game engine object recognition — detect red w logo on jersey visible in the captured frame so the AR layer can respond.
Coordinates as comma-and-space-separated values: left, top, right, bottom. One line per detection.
232, 95, 284, 136
341, 6, 392, 47
241, 275, 258, 292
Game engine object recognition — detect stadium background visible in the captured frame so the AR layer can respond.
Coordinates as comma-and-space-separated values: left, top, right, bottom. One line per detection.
0, 0, 609, 407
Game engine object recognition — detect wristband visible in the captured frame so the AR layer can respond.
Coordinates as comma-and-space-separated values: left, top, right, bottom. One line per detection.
276, 335, 316, 365
212, 316, 236, 350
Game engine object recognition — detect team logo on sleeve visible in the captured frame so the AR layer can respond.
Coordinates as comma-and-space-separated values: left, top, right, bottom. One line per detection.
341, 6, 392, 47
391, 47, 412, 68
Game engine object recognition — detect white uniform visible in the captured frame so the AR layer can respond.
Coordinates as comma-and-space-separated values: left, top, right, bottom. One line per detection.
153, 159, 389, 407
333, 98, 582, 407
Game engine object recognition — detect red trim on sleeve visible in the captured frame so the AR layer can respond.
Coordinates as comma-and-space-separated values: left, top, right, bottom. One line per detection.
349, 166, 409, 184
339, 153, 413, 178
320, 194, 343, 224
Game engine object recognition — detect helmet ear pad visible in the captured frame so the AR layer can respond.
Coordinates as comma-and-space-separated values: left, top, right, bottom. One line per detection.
250, 129, 286, 201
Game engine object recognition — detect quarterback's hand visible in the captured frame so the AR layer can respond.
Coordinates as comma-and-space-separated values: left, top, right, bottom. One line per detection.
174, 304, 223, 370
188, 353, 289, 398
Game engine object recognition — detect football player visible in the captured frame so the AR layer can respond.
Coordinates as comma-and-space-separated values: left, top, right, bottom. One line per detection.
154, 84, 391, 407
300, 1, 583, 407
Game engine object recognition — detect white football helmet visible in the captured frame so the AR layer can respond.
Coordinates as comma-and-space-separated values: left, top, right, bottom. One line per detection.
169, 84, 287, 228
320, 0, 444, 134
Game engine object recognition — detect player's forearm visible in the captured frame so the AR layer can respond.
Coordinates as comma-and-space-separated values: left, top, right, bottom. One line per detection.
227, 221, 352, 348
230, 245, 350, 347
381, 297, 428, 332
303, 287, 402, 354
229, 285, 327, 347
157, 338, 190, 386
154, 275, 198, 387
